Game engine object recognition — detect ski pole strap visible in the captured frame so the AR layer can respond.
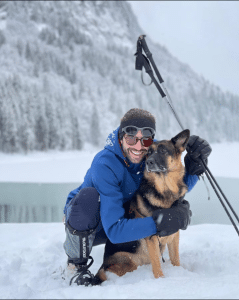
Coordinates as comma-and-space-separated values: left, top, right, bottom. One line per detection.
144, 61, 166, 97
135, 40, 144, 71
137, 51, 166, 97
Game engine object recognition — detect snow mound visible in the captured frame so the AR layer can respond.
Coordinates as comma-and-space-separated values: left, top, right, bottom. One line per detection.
1, 223, 239, 299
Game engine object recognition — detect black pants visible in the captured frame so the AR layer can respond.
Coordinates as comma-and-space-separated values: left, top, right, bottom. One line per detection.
63, 187, 107, 265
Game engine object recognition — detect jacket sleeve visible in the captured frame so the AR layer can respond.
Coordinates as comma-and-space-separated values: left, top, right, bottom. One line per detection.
184, 172, 198, 192
91, 161, 157, 244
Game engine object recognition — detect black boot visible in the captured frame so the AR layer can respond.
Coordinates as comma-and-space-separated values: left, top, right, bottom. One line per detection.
68, 256, 94, 286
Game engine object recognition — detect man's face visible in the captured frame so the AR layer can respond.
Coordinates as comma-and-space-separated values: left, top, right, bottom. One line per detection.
121, 130, 149, 164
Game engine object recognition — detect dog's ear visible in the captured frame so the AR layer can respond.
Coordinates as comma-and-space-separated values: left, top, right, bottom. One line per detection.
171, 129, 190, 152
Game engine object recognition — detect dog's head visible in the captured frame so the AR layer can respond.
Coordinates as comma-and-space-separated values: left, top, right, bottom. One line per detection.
145, 129, 190, 173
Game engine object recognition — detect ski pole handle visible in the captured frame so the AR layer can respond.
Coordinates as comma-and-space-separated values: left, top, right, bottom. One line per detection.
139, 35, 152, 58
139, 35, 164, 84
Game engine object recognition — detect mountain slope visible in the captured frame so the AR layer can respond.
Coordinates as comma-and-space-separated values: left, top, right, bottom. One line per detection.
0, 1, 238, 153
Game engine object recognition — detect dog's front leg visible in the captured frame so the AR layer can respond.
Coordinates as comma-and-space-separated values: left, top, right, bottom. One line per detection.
145, 235, 164, 278
167, 231, 180, 267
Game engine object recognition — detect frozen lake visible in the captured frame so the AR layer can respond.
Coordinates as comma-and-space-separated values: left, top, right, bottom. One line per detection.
1, 143, 239, 226
1, 176, 239, 226
0, 182, 76, 223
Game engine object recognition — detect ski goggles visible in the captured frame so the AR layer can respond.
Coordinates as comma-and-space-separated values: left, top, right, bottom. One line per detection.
121, 126, 155, 138
122, 126, 155, 147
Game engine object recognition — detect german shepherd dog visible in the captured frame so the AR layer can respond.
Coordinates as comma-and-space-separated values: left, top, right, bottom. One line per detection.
94, 129, 190, 284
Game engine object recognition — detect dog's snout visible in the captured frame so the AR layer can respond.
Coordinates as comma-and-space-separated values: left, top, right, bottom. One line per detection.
146, 158, 155, 166
146, 154, 167, 173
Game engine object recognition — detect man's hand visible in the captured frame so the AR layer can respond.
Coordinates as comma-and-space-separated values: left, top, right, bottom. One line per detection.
184, 135, 212, 176
152, 199, 192, 237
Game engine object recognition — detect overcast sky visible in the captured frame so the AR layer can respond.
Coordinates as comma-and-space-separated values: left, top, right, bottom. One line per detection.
129, 1, 239, 96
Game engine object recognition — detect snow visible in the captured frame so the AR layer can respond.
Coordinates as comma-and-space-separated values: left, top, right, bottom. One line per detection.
1, 142, 239, 298
35, 23, 48, 32
1, 223, 239, 299
0, 143, 99, 183
1, 142, 239, 183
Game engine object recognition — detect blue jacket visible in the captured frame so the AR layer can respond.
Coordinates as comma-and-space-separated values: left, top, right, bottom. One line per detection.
64, 127, 198, 244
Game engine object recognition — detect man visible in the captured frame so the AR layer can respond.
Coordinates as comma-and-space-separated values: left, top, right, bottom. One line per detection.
63, 108, 212, 286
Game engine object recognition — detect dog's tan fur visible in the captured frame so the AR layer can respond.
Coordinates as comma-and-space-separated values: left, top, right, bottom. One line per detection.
94, 130, 190, 284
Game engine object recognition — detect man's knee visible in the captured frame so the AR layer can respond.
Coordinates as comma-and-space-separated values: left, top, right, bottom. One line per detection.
64, 187, 100, 265
68, 187, 100, 231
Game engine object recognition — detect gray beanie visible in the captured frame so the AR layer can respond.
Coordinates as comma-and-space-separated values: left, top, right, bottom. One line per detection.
119, 108, 156, 140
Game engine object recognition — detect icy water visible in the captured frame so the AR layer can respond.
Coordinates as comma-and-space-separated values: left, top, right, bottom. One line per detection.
187, 177, 239, 226
0, 177, 239, 225
0, 182, 76, 223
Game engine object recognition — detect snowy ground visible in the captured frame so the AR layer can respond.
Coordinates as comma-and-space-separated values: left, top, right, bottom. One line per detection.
1, 142, 239, 298
1, 223, 239, 299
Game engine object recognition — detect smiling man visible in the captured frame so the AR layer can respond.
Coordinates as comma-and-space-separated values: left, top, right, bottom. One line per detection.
121, 129, 148, 163
119, 111, 156, 164
62, 108, 212, 286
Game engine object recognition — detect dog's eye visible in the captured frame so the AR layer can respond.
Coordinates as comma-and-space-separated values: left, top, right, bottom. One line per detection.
158, 147, 167, 154
147, 148, 153, 155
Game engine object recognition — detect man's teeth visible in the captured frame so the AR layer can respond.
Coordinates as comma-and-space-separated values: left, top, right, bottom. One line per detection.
131, 150, 142, 156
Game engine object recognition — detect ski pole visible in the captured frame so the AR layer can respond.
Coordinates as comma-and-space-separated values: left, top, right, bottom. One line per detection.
135, 35, 239, 236
201, 160, 239, 236
201, 160, 239, 224
135, 35, 185, 130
